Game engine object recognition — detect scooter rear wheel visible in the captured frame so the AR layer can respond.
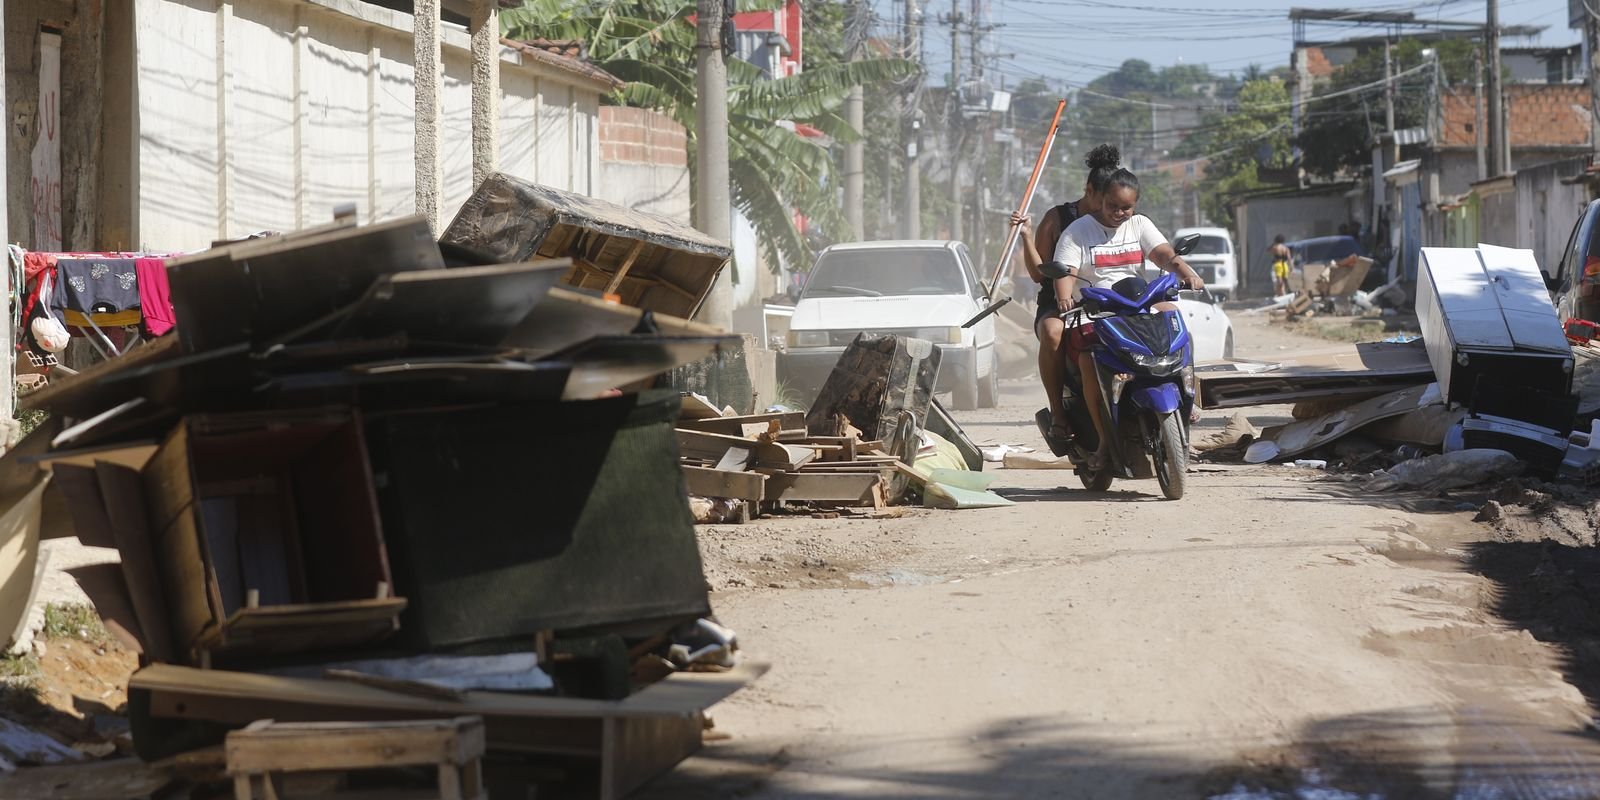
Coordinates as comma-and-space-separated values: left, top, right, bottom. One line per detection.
1079, 466, 1113, 492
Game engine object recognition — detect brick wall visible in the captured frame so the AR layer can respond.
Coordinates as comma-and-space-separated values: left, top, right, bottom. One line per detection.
1440, 84, 1591, 149
599, 106, 688, 167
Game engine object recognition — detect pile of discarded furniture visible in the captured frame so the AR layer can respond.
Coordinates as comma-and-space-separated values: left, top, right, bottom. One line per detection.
676, 332, 991, 522
0, 174, 765, 798
1198, 244, 1600, 485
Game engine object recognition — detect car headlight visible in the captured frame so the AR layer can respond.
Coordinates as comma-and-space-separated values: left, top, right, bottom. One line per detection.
912, 326, 963, 345
788, 330, 830, 348
1127, 352, 1185, 372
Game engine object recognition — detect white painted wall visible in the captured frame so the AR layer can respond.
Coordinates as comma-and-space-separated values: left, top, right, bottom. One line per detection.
132, 0, 605, 250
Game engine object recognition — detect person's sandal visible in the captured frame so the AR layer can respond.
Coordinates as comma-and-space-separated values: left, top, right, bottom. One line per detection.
1048, 422, 1071, 441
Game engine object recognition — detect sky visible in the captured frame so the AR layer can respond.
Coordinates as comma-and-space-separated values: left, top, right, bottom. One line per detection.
870, 0, 1580, 92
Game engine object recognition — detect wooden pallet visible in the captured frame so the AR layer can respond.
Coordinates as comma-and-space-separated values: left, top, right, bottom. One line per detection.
226, 717, 485, 800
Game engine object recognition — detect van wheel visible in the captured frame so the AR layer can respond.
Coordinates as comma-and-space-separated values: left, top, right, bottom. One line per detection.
978, 365, 999, 408
953, 374, 980, 411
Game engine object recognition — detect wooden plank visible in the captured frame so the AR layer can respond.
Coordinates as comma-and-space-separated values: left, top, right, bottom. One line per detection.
679, 413, 804, 437
0, 757, 180, 800
131, 661, 770, 723
324, 670, 469, 704
600, 715, 703, 800
202, 598, 406, 656
681, 466, 767, 503
602, 241, 648, 296
675, 429, 753, 461
226, 717, 484, 775
713, 447, 751, 473
677, 393, 724, 421
762, 473, 883, 504
96, 463, 178, 663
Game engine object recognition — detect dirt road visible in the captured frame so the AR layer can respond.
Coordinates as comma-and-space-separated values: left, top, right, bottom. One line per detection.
644, 312, 1600, 799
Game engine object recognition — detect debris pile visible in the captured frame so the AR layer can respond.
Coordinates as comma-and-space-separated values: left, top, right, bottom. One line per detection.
0, 175, 770, 798
1198, 244, 1598, 494
676, 331, 1002, 518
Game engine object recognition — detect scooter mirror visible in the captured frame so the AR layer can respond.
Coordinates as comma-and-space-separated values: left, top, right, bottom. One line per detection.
1173, 233, 1202, 256
1039, 261, 1073, 280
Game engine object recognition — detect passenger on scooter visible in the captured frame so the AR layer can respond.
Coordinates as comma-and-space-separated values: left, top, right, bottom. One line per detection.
1010, 144, 1122, 442
1052, 168, 1206, 470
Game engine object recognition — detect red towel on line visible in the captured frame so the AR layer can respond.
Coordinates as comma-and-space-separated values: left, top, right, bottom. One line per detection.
135, 258, 176, 336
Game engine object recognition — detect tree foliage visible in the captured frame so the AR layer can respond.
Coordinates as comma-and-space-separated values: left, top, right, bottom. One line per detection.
1196, 79, 1293, 226
1295, 39, 1476, 179
502, 0, 918, 271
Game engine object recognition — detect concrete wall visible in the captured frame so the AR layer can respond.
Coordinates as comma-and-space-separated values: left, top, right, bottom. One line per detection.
1235, 189, 1358, 296
1514, 157, 1589, 277
594, 105, 689, 223
6, 0, 107, 251
108, 0, 608, 250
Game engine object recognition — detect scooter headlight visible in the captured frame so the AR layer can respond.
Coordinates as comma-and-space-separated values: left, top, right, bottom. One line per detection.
1126, 352, 1185, 373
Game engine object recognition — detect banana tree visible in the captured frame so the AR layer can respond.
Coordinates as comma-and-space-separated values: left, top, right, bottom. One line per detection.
502, 0, 919, 271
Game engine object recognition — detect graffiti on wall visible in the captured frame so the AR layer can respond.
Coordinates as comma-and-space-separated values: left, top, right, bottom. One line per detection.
30, 31, 61, 251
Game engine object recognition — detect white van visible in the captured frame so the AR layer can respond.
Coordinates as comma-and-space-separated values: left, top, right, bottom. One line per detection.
780, 240, 999, 410
1173, 227, 1238, 300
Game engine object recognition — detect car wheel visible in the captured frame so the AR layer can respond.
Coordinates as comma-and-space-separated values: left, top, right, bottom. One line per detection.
953, 373, 980, 411
978, 362, 999, 408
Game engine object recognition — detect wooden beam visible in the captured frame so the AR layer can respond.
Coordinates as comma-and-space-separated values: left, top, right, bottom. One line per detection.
681, 466, 767, 502
762, 473, 882, 504
680, 412, 804, 438
602, 241, 648, 295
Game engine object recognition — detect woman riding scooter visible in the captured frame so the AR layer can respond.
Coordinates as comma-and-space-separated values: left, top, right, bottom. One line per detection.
1011, 144, 1123, 446
1052, 168, 1205, 470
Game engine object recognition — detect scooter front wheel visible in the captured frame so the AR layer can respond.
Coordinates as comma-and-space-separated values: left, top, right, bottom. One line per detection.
1152, 411, 1187, 500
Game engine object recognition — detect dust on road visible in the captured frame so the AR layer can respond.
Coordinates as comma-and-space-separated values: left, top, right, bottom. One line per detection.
643, 311, 1600, 799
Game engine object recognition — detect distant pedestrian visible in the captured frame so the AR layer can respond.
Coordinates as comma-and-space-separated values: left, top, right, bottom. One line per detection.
1269, 235, 1292, 296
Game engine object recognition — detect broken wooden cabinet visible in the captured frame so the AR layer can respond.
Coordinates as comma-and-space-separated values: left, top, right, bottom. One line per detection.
141, 409, 404, 663
367, 390, 710, 651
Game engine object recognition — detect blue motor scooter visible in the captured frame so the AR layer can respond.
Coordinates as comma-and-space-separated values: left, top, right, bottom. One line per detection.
1035, 233, 1200, 500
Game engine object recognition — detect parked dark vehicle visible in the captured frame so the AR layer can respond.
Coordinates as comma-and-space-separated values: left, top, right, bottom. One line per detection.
1550, 198, 1600, 324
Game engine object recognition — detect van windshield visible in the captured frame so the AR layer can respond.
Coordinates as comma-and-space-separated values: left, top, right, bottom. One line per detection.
802, 249, 967, 299
1189, 235, 1231, 256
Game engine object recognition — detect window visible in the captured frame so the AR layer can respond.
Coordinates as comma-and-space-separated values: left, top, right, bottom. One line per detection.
802, 249, 969, 299
1189, 235, 1232, 256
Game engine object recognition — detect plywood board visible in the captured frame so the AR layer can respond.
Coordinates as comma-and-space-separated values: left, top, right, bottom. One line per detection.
131, 661, 769, 723
96, 463, 178, 663
762, 473, 882, 504
679, 413, 805, 437
166, 215, 443, 354
330, 261, 570, 347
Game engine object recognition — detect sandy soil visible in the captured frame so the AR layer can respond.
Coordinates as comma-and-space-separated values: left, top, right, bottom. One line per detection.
644, 310, 1600, 799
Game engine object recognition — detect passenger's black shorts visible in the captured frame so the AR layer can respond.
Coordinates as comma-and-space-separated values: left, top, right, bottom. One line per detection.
1035, 289, 1061, 331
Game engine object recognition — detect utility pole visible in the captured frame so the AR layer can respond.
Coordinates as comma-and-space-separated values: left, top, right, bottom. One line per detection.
903, 0, 922, 239
1487, 0, 1506, 175
1589, 14, 1600, 153
1475, 47, 1487, 181
948, 0, 964, 243
970, 0, 985, 261
1384, 40, 1398, 166
843, 0, 865, 241
694, 0, 733, 330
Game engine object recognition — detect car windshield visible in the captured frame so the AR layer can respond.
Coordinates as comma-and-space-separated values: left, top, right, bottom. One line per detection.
1290, 236, 1360, 263
1188, 235, 1231, 256
802, 249, 967, 299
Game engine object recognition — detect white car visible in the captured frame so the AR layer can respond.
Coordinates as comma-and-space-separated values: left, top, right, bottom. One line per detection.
1173, 226, 1239, 300
780, 240, 1000, 410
